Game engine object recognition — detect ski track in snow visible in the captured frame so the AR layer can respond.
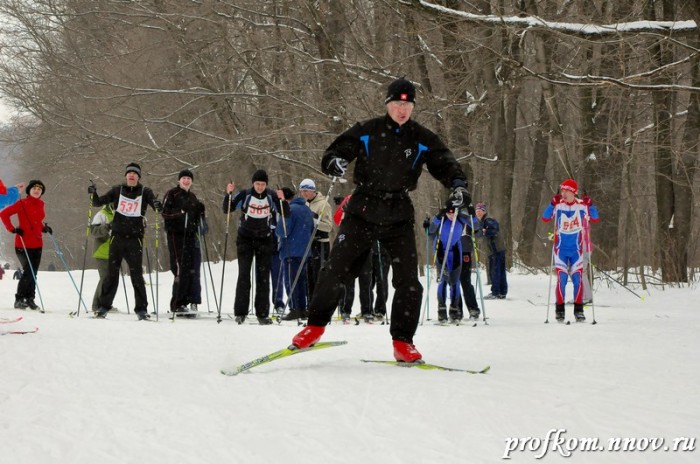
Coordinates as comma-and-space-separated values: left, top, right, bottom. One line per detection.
1, 265, 698, 464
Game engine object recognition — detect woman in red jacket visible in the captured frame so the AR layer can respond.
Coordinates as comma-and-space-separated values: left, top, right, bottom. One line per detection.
0, 180, 51, 309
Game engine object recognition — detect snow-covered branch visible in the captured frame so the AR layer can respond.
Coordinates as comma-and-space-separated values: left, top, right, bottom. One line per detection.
406, 0, 697, 37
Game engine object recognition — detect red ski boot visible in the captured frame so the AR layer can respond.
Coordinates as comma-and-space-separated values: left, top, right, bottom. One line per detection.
292, 325, 325, 349
393, 340, 423, 363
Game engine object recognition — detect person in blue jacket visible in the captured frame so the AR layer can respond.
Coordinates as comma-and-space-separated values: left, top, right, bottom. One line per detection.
475, 202, 508, 300
0, 179, 24, 211
277, 187, 314, 321
428, 207, 468, 322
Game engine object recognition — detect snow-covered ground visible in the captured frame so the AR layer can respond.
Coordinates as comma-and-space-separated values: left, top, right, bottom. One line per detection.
1, 262, 698, 464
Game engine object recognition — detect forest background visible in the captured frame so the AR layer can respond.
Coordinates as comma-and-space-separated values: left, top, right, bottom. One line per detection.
0, 0, 698, 286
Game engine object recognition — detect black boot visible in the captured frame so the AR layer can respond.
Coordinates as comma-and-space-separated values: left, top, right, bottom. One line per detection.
14, 298, 28, 310
555, 303, 565, 323
448, 306, 462, 322
25, 298, 39, 310
437, 305, 448, 323
574, 303, 586, 322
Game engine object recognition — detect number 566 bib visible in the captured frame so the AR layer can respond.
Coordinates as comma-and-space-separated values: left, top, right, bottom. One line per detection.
117, 193, 143, 217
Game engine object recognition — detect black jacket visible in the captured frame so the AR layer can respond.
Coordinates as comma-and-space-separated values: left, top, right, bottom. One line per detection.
91, 184, 158, 238
322, 115, 466, 224
161, 186, 204, 236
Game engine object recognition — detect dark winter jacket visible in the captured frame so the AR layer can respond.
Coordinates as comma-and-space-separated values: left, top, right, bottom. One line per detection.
460, 215, 480, 254
0, 195, 45, 249
161, 186, 204, 237
322, 115, 466, 225
430, 214, 466, 271
222, 187, 289, 239
276, 197, 314, 259
477, 215, 506, 255
90, 184, 158, 238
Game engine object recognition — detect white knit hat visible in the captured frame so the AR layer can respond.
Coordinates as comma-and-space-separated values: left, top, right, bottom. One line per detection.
299, 178, 316, 191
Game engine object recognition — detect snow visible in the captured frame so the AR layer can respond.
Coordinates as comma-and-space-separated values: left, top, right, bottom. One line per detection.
1, 262, 698, 464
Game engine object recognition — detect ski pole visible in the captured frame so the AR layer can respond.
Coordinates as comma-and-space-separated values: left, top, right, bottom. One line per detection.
144, 233, 157, 317
470, 213, 488, 324
218, 182, 234, 323
120, 263, 130, 314
201, 222, 219, 314
45, 229, 88, 313
198, 230, 211, 313
18, 235, 45, 313
437, 208, 459, 298
585, 217, 597, 325
75, 181, 95, 317
277, 185, 293, 313
154, 198, 161, 321
420, 215, 436, 325
544, 231, 556, 324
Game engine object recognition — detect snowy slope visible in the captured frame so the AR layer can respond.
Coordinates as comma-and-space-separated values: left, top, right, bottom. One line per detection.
1, 263, 698, 464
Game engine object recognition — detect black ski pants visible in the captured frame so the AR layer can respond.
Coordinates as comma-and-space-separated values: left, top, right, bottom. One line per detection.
234, 234, 274, 317
307, 214, 422, 343
459, 252, 480, 312
307, 240, 330, 300
15, 247, 42, 300
167, 231, 197, 310
100, 235, 148, 313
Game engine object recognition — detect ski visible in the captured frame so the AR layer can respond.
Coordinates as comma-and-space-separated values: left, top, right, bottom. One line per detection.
170, 311, 199, 320
361, 359, 490, 374
434, 320, 478, 327
1, 327, 39, 336
0, 316, 23, 324
221, 341, 348, 376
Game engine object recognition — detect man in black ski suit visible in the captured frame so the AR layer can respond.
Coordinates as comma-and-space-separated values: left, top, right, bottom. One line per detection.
89, 162, 162, 320
161, 169, 205, 314
223, 170, 290, 325
291, 78, 471, 362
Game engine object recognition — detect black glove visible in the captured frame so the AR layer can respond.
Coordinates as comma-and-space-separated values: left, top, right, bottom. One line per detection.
12, 227, 24, 236
42, 224, 53, 235
422, 217, 431, 230
448, 186, 471, 209
153, 199, 163, 212
325, 157, 349, 177
87, 183, 97, 195
466, 204, 476, 216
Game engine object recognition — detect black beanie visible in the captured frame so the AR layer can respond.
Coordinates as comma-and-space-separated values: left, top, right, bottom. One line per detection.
125, 162, 141, 177
385, 78, 416, 104
26, 180, 46, 196
178, 169, 194, 181
251, 169, 268, 184
281, 187, 295, 200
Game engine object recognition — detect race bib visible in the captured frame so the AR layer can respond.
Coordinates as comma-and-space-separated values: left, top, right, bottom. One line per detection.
246, 196, 271, 219
117, 193, 143, 217
559, 212, 582, 234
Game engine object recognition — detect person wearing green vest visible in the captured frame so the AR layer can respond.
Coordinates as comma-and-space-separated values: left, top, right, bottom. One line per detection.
91, 204, 119, 312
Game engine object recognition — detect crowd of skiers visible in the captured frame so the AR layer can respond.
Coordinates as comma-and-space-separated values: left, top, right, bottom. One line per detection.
0, 77, 599, 362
